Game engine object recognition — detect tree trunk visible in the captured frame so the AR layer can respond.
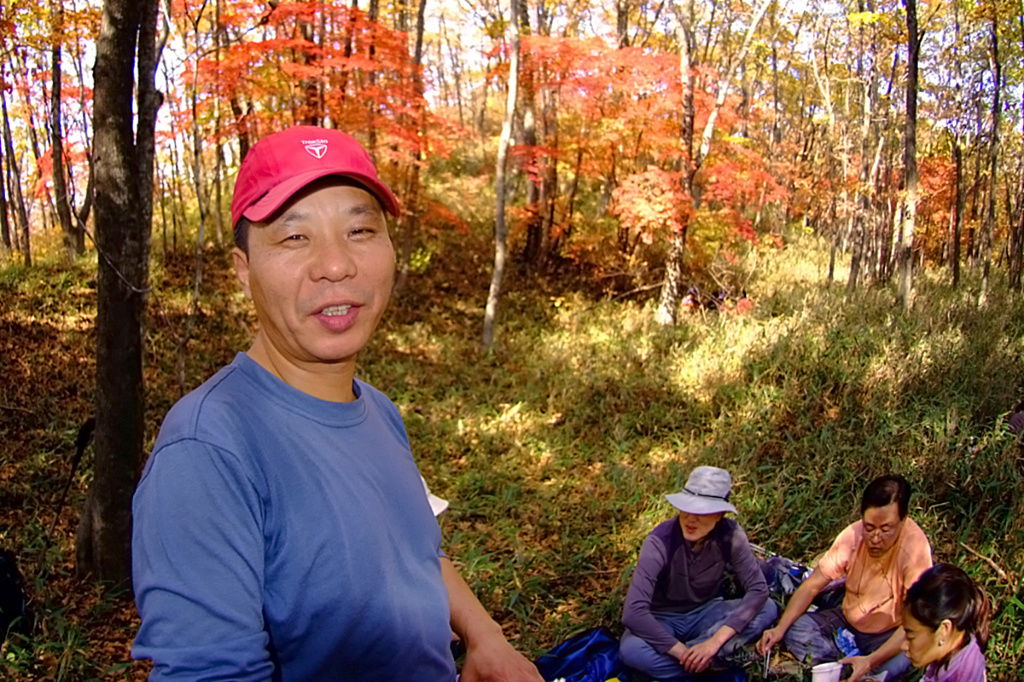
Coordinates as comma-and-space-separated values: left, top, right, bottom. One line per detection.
366, 0, 379, 154
951, 138, 963, 288
51, 0, 81, 258
656, 2, 696, 327
552, 142, 585, 253
68, 41, 96, 235
657, 0, 770, 325
978, 16, 1000, 304
537, 83, 559, 267
157, 159, 169, 257
897, 0, 919, 311
0, 150, 10, 252
811, 18, 842, 285
297, 8, 320, 126
483, 0, 520, 351
175, 5, 211, 395
76, 0, 163, 585
847, 0, 878, 295
872, 109, 893, 284
13, 48, 56, 239
947, 1, 964, 288
188, 12, 208, 240
166, 95, 187, 253
616, 0, 629, 47
393, 0, 428, 297
2, 86, 31, 266
212, 0, 224, 246
230, 96, 251, 162
1012, 3, 1024, 291
439, 15, 464, 127
517, 0, 545, 272
1009, 165, 1023, 291
965, 104, 983, 263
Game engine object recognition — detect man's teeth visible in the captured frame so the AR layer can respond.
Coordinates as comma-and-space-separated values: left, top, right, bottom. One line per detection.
322, 305, 351, 316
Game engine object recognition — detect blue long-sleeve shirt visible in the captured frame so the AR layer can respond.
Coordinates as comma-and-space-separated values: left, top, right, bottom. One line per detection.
132, 353, 456, 681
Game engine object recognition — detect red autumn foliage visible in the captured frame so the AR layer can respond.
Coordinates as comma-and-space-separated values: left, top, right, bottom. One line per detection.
611, 167, 693, 247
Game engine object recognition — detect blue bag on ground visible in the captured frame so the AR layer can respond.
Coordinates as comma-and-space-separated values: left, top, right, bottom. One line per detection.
535, 626, 629, 682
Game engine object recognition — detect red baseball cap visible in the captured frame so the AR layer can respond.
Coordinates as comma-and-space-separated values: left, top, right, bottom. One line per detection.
230, 126, 400, 228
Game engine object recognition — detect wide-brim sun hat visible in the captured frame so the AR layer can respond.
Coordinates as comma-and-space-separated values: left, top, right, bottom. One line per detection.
665, 466, 738, 515
230, 125, 401, 229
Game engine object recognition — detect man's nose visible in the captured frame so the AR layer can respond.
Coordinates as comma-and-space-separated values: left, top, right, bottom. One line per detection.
312, 237, 357, 280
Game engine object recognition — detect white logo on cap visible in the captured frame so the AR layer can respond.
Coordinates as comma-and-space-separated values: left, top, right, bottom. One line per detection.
303, 139, 328, 159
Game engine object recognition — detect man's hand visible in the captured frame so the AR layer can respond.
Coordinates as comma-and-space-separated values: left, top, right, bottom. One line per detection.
840, 655, 872, 682
755, 568, 830, 657
755, 626, 783, 656
441, 558, 541, 682
460, 634, 542, 682
840, 626, 904, 682
678, 639, 721, 673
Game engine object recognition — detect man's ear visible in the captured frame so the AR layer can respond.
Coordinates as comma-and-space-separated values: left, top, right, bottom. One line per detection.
232, 247, 252, 300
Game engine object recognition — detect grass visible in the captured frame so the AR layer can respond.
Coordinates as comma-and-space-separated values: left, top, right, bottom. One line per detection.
1, 229, 1023, 679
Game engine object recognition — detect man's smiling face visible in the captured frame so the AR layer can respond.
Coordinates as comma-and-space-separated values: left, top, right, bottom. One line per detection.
233, 177, 395, 376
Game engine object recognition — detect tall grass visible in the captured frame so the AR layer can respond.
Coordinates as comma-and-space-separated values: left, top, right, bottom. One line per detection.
364, 234, 1024, 679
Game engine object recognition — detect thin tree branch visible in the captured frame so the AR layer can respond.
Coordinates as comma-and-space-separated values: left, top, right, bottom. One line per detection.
960, 542, 1012, 584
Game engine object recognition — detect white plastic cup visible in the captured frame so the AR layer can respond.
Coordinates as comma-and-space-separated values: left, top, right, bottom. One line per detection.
810, 661, 843, 682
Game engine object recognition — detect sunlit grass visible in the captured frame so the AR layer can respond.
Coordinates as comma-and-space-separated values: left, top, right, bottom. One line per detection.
368, 232, 1024, 676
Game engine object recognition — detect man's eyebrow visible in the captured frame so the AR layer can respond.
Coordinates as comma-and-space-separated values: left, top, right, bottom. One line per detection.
272, 208, 314, 226
345, 202, 385, 218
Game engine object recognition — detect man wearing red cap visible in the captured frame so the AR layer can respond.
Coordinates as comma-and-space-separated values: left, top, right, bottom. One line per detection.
131, 127, 541, 682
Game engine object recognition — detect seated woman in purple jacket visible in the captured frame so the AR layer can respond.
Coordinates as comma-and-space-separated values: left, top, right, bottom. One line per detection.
619, 466, 778, 680
902, 564, 989, 682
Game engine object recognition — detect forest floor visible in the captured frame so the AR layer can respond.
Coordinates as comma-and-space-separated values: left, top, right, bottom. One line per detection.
1, 231, 1023, 680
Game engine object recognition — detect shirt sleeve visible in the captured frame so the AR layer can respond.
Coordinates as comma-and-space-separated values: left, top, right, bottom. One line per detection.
621, 534, 679, 655
131, 439, 274, 682
721, 524, 770, 633
816, 523, 859, 582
